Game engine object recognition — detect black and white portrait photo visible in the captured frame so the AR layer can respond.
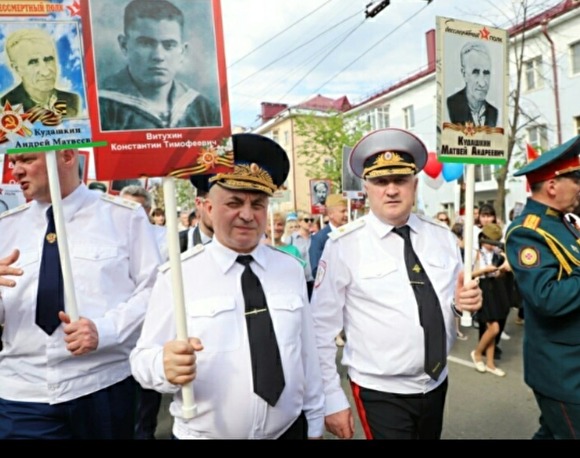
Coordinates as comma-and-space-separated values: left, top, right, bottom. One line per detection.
89, 0, 223, 132
311, 179, 330, 207
444, 37, 502, 128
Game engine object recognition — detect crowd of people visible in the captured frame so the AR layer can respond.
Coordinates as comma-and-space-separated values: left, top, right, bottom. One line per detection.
0, 128, 579, 440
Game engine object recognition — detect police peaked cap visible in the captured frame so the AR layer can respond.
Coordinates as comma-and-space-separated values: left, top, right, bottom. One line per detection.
349, 128, 428, 179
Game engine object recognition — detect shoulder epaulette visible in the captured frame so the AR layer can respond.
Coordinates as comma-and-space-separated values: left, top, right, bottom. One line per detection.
416, 213, 450, 230
158, 243, 205, 273
266, 245, 306, 266
100, 193, 140, 210
328, 218, 365, 241
522, 214, 541, 230
0, 202, 32, 219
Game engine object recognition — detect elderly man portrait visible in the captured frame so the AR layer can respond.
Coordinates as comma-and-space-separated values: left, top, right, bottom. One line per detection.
446, 41, 498, 127
1, 28, 80, 118
98, 0, 221, 131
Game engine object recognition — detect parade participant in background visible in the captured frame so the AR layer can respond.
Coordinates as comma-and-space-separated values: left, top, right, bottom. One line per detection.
310, 128, 482, 440
264, 211, 305, 267
470, 223, 510, 377
309, 194, 348, 280
130, 133, 324, 439
179, 175, 213, 252
506, 135, 580, 440
0, 149, 160, 439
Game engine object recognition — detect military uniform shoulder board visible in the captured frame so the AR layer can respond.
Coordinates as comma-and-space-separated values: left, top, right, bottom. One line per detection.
522, 214, 541, 230
328, 218, 365, 241
0, 202, 32, 219
266, 245, 305, 265
100, 193, 140, 210
416, 213, 449, 229
158, 243, 205, 273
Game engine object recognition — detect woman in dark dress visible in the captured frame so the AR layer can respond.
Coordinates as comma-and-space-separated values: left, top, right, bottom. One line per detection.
470, 223, 511, 376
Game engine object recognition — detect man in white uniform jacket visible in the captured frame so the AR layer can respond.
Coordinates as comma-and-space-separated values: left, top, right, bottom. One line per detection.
0, 149, 160, 439
310, 128, 482, 440
130, 133, 325, 439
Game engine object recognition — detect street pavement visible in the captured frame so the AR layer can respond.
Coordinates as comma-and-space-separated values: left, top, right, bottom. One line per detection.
154, 310, 540, 440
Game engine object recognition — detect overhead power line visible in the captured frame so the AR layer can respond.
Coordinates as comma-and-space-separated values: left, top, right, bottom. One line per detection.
230, 8, 362, 89
310, 1, 433, 97
228, 0, 335, 68
277, 19, 366, 102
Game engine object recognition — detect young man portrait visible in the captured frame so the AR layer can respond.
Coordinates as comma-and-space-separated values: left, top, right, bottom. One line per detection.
96, 0, 221, 131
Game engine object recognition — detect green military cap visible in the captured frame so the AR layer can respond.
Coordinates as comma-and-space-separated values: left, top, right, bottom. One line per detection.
480, 223, 503, 243
513, 135, 580, 185
325, 194, 347, 208
349, 128, 428, 179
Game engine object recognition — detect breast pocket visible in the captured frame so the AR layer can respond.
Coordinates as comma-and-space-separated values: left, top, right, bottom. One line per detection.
71, 244, 121, 296
15, 249, 39, 268
186, 296, 241, 352
267, 293, 304, 346
72, 244, 118, 262
358, 259, 399, 292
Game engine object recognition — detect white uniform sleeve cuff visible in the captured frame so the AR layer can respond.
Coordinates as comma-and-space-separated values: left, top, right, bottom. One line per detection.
325, 389, 351, 416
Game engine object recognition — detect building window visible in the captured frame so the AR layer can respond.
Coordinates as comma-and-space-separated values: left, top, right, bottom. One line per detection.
272, 129, 279, 143
524, 56, 543, 91
403, 105, 415, 129
571, 41, 580, 75
364, 105, 390, 131
575, 116, 580, 136
474, 165, 493, 183
527, 125, 548, 151
284, 131, 290, 145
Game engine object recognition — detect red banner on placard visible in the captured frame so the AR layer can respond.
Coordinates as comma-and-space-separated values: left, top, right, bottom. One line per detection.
80, 0, 233, 180
2, 158, 15, 185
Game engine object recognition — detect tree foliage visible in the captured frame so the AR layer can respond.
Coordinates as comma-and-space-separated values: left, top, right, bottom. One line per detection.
294, 111, 369, 192
149, 177, 197, 213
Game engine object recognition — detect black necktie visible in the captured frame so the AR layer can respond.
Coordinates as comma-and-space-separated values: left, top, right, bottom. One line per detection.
236, 255, 285, 406
192, 226, 202, 246
393, 225, 446, 380
36, 206, 65, 335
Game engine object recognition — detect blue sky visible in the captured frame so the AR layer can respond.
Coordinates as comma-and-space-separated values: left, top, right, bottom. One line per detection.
221, 0, 562, 129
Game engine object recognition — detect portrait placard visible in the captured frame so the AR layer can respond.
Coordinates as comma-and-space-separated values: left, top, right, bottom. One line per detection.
310, 178, 332, 215
81, 0, 233, 180
0, 1, 90, 152
436, 17, 508, 165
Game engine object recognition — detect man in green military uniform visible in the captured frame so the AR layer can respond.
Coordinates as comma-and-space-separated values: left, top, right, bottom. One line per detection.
505, 135, 580, 440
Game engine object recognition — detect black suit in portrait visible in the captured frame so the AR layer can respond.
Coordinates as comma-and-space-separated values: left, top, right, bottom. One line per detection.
0, 83, 81, 119
446, 88, 498, 127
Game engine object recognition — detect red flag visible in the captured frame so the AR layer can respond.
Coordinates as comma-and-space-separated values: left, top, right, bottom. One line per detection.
526, 144, 540, 163
525, 144, 540, 192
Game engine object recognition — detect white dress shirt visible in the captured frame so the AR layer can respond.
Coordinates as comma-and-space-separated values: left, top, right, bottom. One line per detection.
0, 184, 161, 404
310, 211, 462, 416
130, 237, 325, 439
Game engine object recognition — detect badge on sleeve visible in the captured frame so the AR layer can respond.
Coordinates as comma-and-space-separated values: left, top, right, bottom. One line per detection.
314, 260, 327, 289
519, 247, 539, 267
